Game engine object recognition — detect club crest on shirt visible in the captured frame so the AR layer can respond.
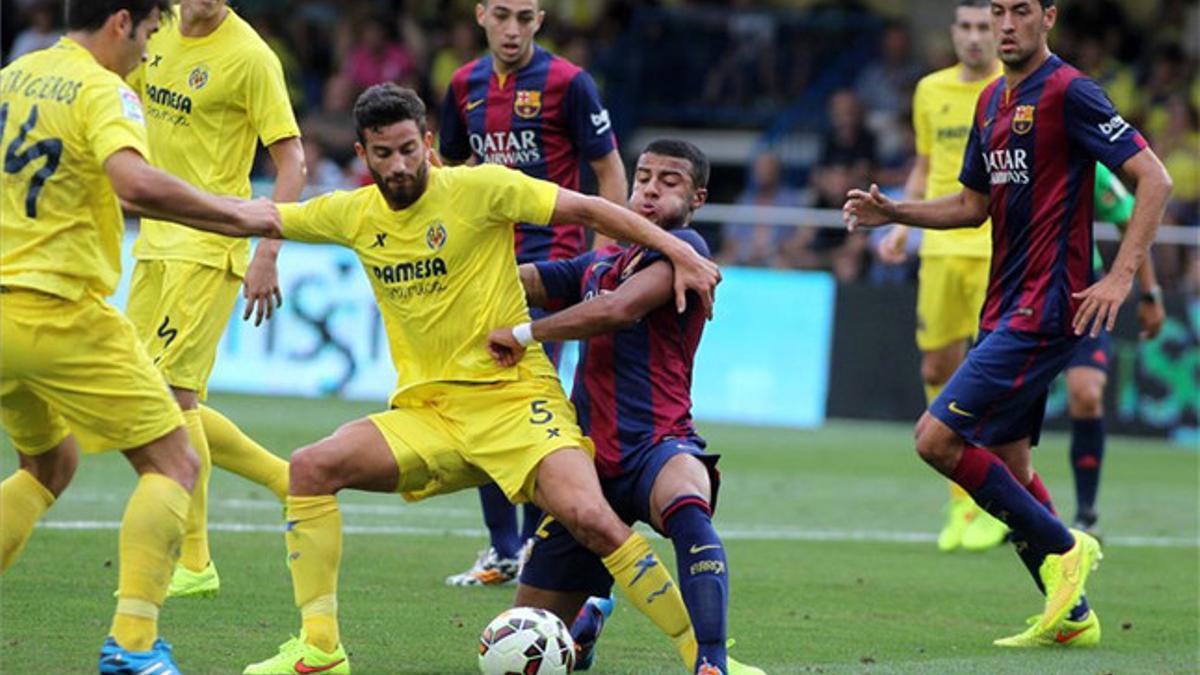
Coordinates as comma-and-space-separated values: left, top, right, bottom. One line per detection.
514, 90, 542, 119
426, 221, 447, 251
187, 65, 210, 91
1012, 105, 1035, 135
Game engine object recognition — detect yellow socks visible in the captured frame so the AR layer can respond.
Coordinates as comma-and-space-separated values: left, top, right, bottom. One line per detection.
0, 469, 55, 573
201, 405, 289, 502
179, 409, 212, 572
111, 473, 190, 651
602, 533, 692, 665
287, 495, 343, 653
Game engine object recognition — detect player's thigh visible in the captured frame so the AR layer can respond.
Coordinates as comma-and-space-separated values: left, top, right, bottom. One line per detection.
366, 402, 487, 500
289, 417, 405, 495
2, 289, 183, 454
126, 260, 241, 396
929, 329, 1075, 448
916, 257, 985, 352
518, 514, 612, 608
450, 376, 593, 504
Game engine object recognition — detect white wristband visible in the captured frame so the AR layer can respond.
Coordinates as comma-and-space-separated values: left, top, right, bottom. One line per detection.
512, 322, 536, 347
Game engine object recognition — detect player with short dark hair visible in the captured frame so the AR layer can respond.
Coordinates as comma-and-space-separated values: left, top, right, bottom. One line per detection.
439, 0, 630, 588
0, 1, 281, 672
844, 0, 1172, 647
243, 85, 720, 674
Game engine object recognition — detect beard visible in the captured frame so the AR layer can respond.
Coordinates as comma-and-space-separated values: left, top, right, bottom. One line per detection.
371, 159, 428, 209
999, 42, 1038, 70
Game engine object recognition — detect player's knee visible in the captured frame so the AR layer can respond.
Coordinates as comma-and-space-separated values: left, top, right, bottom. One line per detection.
288, 445, 340, 495
557, 500, 626, 556
20, 442, 78, 497
1067, 381, 1104, 418
914, 427, 955, 472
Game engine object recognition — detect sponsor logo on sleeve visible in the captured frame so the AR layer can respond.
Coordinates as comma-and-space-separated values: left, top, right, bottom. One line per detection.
119, 87, 145, 124
591, 109, 612, 135
1098, 114, 1131, 142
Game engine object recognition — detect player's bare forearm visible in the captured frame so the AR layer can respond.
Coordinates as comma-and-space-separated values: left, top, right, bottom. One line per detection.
106, 149, 281, 238
554, 190, 690, 261
1108, 149, 1173, 284
591, 151, 628, 249
518, 263, 551, 309
893, 189, 988, 230
531, 261, 673, 341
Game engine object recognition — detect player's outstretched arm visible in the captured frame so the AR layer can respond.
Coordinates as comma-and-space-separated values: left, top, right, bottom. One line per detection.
1073, 148, 1173, 337
106, 149, 282, 239
552, 189, 719, 318
844, 183, 988, 232
486, 261, 674, 368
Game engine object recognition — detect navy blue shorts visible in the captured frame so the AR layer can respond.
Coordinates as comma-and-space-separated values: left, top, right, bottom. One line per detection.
931, 326, 1082, 448
518, 438, 719, 596
1067, 330, 1112, 373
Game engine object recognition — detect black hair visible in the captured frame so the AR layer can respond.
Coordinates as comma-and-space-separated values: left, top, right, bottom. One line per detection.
65, 0, 171, 32
642, 139, 710, 190
353, 84, 427, 143
957, 0, 990, 8
1039, 0, 1056, 7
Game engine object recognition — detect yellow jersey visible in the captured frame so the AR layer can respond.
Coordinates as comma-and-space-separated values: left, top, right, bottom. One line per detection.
0, 38, 150, 301
912, 63, 1000, 259
129, 7, 299, 276
279, 164, 560, 402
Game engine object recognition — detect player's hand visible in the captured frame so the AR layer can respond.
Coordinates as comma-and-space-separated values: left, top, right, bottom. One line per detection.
240, 197, 283, 238
877, 225, 910, 264
242, 243, 283, 326
486, 327, 526, 368
1072, 272, 1133, 338
843, 184, 895, 232
1137, 291, 1166, 340
667, 244, 720, 319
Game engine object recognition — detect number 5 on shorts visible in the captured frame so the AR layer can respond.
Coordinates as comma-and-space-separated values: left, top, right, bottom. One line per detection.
529, 400, 554, 425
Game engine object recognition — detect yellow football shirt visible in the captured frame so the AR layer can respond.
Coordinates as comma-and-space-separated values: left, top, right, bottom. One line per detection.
279, 164, 560, 402
0, 38, 150, 301
913, 63, 1000, 259
130, 7, 299, 276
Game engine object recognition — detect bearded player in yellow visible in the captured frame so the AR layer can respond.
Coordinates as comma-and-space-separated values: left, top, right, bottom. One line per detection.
242, 84, 720, 674
0, 1, 281, 672
125, 0, 305, 598
876, 0, 1009, 552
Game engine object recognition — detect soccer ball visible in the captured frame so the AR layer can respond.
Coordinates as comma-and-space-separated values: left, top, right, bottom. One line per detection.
478, 606, 576, 674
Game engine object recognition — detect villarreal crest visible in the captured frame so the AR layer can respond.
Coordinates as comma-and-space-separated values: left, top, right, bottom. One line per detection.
426, 222, 447, 251
514, 90, 542, 119
1012, 105, 1035, 135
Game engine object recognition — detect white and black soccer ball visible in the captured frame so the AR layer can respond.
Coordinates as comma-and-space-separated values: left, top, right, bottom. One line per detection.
478, 606, 576, 675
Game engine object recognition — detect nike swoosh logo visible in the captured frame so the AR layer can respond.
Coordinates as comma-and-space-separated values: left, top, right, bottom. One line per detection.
294, 658, 346, 674
1054, 626, 1090, 643
948, 401, 976, 418
689, 544, 721, 554
465, 98, 484, 111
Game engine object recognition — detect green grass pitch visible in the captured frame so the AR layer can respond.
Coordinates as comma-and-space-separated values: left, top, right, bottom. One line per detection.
2, 393, 1197, 673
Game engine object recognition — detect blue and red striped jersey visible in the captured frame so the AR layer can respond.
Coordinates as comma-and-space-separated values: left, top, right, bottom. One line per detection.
440, 45, 618, 263
959, 54, 1147, 335
535, 229, 710, 478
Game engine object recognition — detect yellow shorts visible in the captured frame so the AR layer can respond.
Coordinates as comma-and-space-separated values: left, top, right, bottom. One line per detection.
126, 259, 241, 399
370, 373, 592, 504
0, 287, 183, 455
916, 255, 990, 351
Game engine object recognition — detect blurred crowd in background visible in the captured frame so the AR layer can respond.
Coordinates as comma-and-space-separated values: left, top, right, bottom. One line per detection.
3, 0, 1197, 290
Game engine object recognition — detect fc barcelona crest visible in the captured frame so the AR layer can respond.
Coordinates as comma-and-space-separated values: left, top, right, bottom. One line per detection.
426, 221, 447, 251
1012, 105, 1035, 135
188, 65, 210, 91
514, 90, 542, 119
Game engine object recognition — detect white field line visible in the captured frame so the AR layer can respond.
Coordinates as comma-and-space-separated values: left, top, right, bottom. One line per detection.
37, 519, 1199, 549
